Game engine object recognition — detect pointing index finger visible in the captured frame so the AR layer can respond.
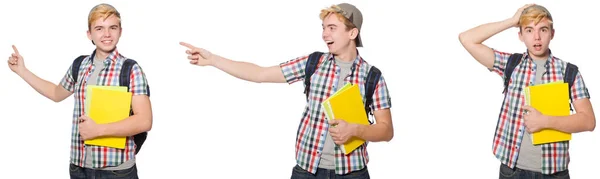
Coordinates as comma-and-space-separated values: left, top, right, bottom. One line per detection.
179, 42, 195, 49
12, 45, 20, 55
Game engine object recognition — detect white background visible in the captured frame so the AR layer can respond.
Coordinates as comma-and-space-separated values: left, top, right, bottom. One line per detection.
1, 0, 598, 178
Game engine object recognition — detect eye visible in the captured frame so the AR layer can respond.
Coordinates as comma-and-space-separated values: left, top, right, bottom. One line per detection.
526, 29, 532, 33
542, 29, 547, 32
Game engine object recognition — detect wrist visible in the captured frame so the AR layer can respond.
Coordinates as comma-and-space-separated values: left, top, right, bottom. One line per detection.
208, 53, 219, 67
97, 124, 109, 137
506, 17, 519, 28
352, 124, 364, 138
17, 68, 30, 78
543, 115, 554, 129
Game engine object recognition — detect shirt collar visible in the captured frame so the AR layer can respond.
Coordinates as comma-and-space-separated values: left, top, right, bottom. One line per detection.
89, 48, 121, 63
523, 49, 555, 65
326, 49, 365, 67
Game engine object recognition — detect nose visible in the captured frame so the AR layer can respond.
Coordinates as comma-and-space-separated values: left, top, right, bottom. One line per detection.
534, 31, 540, 41
322, 29, 330, 40
102, 28, 111, 37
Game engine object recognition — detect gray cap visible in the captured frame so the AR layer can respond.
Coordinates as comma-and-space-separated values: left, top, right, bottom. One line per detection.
334, 3, 363, 47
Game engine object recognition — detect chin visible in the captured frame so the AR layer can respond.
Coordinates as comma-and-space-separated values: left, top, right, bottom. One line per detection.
98, 46, 116, 52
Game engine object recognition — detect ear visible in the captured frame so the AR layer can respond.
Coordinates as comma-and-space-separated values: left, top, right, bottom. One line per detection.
551, 29, 555, 40
518, 30, 524, 42
349, 27, 359, 40
87, 30, 92, 41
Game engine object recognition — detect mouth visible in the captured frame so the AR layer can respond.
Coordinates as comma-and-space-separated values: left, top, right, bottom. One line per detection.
101, 40, 113, 45
533, 43, 542, 51
325, 40, 334, 47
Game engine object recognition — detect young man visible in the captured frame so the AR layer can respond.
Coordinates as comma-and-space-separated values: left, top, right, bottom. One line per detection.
180, 3, 392, 179
7, 3, 152, 179
459, 4, 595, 179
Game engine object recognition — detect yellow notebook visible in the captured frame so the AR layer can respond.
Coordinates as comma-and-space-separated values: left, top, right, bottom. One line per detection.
321, 83, 370, 155
85, 85, 128, 116
524, 82, 571, 145
84, 86, 132, 149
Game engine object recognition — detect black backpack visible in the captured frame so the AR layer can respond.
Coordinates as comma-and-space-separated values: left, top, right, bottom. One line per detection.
303, 51, 382, 124
71, 55, 149, 154
503, 53, 578, 110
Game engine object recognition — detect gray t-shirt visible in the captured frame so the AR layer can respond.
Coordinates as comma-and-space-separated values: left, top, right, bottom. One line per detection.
84, 56, 135, 170
515, 58, 546, 172
318, 58, 353, 169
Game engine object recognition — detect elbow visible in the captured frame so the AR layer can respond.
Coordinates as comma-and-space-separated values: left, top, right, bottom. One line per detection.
385, 129, 394, 142
254, 71, 268, 83
382, 133, 393, 142
588, 119, 595, 132
458, 32, 465, 44
142, 115, 153, 132
51, 98, 61, 103
458, 32, 469, 46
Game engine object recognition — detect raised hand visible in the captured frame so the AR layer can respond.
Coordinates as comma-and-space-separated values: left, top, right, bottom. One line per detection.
7, 45, 26, 74
512, 4, 536, 27
179, 42, 214, 66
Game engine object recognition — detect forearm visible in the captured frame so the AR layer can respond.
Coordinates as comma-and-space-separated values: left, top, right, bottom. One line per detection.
353, 122, 393, 142
547, 112, 595, 133
18, 69, 62, 102
99, 113, 152, 137
211, 55, 266, 83
459, 18, 516, 45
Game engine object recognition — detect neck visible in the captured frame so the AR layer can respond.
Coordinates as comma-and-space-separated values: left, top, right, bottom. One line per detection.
528, 50, 550, 61
333, 47, 358, 62
94, 49, 112, 61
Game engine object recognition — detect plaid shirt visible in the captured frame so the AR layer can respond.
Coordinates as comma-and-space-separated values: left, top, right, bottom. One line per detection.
280, 52, 392, 175
59, 49, 149, 168
490, 49, 590, 174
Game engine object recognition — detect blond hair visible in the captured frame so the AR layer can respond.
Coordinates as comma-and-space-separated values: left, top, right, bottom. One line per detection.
519, 5, 553, 30
319, 5, 356, 31
88, 3, 121, 30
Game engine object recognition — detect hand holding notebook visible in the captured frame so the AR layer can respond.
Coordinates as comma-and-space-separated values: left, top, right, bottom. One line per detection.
321, 83, 371, 155
522, 105, 548, 133
523, 82, 572, 145
328, 119, 356, 145
83, 85, 132, 149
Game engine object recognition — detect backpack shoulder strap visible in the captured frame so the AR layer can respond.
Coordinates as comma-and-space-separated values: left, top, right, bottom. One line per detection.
502, 53, 523, 94
564, 62, 579, 111
364, 65, 382, 125
119, 59, 138, 116
564, 62, 578, 93
71, 55, 88, 83
119, 59, 137, 92
304, 51, 324, 101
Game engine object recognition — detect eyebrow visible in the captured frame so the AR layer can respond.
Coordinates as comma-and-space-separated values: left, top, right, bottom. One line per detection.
94, 25, 120, 29
524, 26, 550, 30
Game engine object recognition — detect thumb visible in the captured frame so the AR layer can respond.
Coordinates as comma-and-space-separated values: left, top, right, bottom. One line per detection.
329, 119, 339, 125
522, 105, 534, 112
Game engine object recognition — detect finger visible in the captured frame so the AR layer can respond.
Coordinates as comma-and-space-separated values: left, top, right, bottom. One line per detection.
329, 119, 339, 125
189, 60, 198, 64
12, 45, 20, 55
187, 54, 200, 61
179, 42, 196, 49
522, 105, 534, 112
334, 140, 343, 145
